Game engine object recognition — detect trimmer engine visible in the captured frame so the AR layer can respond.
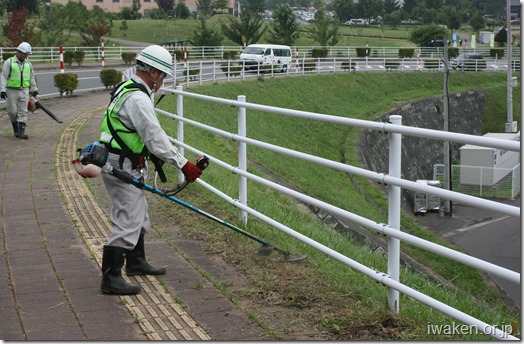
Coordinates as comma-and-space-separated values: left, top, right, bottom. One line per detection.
79, 142, 109, 167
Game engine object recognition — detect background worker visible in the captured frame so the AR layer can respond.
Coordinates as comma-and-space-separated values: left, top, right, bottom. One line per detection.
1, 42, 38, 139
99, 44, 204, 295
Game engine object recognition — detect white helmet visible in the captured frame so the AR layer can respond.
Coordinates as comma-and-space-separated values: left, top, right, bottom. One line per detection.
136, 45, 173, 76
17, 42, 32, 55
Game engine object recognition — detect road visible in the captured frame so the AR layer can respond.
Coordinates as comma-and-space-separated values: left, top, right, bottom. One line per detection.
417, 199, 521, 312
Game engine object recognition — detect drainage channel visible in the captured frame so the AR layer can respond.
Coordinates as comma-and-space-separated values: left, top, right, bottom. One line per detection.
55, 106, 211, 340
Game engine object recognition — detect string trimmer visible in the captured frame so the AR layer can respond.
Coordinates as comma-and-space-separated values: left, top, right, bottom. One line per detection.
73, 142, 307, 262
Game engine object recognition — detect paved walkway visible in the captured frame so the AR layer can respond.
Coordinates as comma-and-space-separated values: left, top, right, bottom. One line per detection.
0, 91, 267, 340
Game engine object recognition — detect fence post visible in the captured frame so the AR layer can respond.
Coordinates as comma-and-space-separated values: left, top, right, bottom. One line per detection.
174, 59, 177, 86
177, 85, 185, 185
213, 60, 216, 83
199, 60, 203, 86
388, 115, 402, 314
59, 46, 64, 73
101, 37, 105, 67
238, 95, 248, 226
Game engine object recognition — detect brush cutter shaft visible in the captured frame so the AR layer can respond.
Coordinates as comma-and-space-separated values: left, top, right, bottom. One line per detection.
110, 167, 271, 247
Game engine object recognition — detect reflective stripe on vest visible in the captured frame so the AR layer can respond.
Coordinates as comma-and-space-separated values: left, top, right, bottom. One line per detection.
99, 80, 147, 154
6, 57, 31, 88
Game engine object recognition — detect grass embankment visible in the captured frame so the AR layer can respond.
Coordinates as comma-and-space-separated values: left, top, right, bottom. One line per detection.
151, 72, 519, 339
103, 16, 415, 47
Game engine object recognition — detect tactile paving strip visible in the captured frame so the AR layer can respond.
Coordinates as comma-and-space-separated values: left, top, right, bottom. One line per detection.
55, 106, 211, 340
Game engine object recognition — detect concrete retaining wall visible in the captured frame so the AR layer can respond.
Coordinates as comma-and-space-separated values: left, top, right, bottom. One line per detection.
358, 90, 485, 210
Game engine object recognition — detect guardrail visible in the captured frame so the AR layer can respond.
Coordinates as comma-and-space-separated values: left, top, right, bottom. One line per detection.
156, 84, 520, 340
0, 45, 520, 65
170, 57, 520, 88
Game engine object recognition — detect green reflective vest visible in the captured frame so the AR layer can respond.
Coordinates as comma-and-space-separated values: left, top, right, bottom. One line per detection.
6, 57, 31, 88
100, 80, 149, 154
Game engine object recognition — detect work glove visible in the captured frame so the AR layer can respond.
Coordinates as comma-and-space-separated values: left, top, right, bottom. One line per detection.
181, 161, 202, 183
1, 92, 6, 100
30, 91, 38, 97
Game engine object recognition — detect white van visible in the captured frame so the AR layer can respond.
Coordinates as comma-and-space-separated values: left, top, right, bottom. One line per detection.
240, 44, 292, 72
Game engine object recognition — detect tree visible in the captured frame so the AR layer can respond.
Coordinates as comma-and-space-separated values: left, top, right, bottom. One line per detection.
2, 7, 41, 47
239, 0, 266, 14
383, 11, 402, 29
267, 4, 301, 46
494, 28, 507, 47
155, 0, 174, 17
192, 15, 223, 46
409, 24, 448, 47
436, 5, 463, 32
469, 11, 485, 33
79, 6, 111, 47
196, 0, 213, 16
174, 0, 190, 19
63, 1, 90, 38
400, 0, 418, 18
332, 0, 354, 22
355, 0, 382, 19
221, 9, 266, 45
306, 8, 340, 47
384, 0, 400, 14
9, 0, 38, 14
120, 0, 142, 20
120, 20, 128, 36
212, 0, 229, 12
38, 3, 69, 46
80, 21, 111, 46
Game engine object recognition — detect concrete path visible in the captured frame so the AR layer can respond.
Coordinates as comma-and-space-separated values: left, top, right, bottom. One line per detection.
0, 91, 267, 340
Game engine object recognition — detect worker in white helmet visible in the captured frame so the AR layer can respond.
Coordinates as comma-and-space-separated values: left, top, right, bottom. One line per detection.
98, 45, 204, 295
1, 42, 38, 139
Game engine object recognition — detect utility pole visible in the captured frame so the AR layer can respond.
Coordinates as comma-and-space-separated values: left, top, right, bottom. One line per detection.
442, 39, 452, 215
505, 0, 516, 133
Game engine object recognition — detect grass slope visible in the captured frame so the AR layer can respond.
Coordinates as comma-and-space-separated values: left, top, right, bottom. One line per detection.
151, 72, 520, 339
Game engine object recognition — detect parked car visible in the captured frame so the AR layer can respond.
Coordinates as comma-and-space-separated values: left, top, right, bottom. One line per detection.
240, 44, 292, 73
452, 53, 483, 69
344, 19, 369, 26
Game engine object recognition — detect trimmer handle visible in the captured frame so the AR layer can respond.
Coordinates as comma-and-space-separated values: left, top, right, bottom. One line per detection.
196, 155, 209, 171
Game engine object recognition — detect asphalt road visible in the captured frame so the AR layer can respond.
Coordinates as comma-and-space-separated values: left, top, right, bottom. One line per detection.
417, 199, 521, 312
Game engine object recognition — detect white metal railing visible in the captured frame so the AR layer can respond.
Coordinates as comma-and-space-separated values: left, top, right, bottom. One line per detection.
155, 85, 520, 340
0, 45, 520, 65
169, 57, 520, 89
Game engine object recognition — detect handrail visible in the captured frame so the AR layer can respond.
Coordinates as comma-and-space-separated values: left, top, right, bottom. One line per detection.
2, 45, 520, 64
155, 84, 520, 340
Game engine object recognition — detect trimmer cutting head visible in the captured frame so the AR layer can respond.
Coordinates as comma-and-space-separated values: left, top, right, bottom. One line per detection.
271, 253, 308, 262
256, 244, 307, 262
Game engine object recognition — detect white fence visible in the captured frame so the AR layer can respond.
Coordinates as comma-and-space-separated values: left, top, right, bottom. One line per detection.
0, 45, 520, 65
434, 163, 521, 200
169, 57, 520, 89
157, 84, 520, 340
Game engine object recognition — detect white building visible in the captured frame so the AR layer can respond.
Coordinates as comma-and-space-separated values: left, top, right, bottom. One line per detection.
459, 132, 520, 186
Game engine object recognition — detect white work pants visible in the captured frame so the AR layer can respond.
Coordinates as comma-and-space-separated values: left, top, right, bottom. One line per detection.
6, 88, 29, 123
102, 152, 151, 250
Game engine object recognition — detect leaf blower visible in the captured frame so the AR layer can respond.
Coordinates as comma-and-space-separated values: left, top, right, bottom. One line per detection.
28, 96, 63, 123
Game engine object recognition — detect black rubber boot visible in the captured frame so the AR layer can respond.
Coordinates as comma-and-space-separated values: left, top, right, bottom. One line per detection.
126, 234, 166, 276
101, 245, 141, 295
11, 122, 18, 138
17, 122, 28, 139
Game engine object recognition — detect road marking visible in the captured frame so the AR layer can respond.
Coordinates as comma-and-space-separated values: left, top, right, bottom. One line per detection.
443, 216, 511, 237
